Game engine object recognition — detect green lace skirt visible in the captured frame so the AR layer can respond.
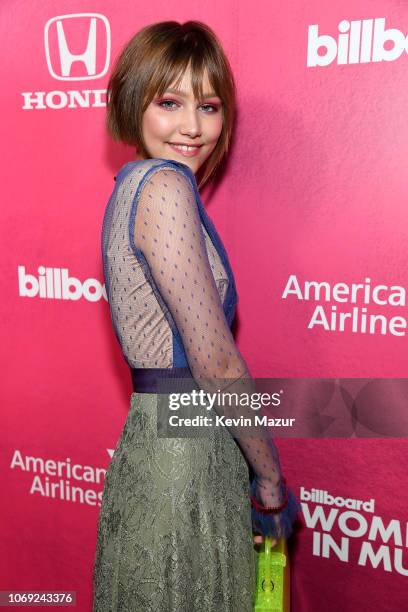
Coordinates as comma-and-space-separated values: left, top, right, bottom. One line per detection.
92, 392, 257, 611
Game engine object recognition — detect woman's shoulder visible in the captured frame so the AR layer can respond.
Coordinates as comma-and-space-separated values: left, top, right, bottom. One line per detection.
114, 157, 194, 187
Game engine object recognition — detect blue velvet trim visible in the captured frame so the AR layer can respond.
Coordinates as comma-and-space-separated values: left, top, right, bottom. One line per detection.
250, 478, 301, 539
172, 331, 188, 367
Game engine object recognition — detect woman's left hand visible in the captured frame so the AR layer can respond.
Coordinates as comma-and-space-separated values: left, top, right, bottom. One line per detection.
253, 534, 277, 546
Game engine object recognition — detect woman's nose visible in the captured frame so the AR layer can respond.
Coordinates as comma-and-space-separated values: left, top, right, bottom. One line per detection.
179, 108, 202, 137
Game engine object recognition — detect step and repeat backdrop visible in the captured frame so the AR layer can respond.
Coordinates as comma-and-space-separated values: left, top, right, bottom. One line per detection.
2, 0, 408, 610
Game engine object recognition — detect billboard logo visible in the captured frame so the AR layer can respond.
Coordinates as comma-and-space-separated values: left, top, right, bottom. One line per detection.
18, 265, 108, 302
44, 13, 111, 81
307, 18, 408, 67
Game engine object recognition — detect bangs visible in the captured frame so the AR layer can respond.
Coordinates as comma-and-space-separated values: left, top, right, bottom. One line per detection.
143, 40, 222, 107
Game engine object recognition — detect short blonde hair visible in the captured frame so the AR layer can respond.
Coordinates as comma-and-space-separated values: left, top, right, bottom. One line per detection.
106, 21, 236, 188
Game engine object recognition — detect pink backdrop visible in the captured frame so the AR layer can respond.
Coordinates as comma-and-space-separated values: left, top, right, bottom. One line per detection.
2, 0, 408, 609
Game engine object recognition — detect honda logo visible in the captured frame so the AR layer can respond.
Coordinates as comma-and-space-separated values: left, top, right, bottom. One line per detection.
44, 13, 111, 81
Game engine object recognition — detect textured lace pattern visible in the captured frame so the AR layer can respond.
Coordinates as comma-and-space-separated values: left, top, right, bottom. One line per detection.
92, 393, 256, 612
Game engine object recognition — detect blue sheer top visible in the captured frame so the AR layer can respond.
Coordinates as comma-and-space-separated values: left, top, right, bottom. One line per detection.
101, 158, 300, 539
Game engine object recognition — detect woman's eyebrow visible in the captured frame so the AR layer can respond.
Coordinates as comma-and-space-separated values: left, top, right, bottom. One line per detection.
164, 87, 220, 99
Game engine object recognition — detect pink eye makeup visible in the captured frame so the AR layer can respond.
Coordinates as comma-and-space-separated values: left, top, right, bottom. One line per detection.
154, 97, 221, 113
200, 103, 221, 113
155, 99, 179, 110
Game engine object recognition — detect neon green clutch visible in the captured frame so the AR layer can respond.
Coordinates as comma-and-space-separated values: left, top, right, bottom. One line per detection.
254, 537, 290, 612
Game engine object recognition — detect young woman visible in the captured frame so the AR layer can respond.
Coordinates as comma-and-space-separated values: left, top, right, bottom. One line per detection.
93, 20, 300, 611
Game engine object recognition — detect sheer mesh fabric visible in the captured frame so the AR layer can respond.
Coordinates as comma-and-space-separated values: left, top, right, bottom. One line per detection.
133, 165, 300, 538
102, 162, 173, 368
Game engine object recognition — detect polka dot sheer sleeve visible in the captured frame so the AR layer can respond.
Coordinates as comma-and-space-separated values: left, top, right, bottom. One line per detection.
134, 165, 300, 539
